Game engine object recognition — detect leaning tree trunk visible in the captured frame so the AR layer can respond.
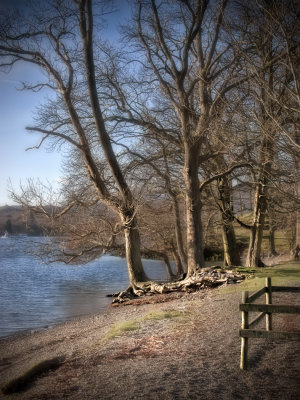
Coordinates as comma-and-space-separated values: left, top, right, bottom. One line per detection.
79, 1, 148, 286
122, 213, 149, 285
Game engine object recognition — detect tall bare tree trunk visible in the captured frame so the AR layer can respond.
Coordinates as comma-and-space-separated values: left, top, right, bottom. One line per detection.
171, 196, 187, 272
222, 224, 240, 266
246, 178, 267, 267
245, 1, 275, 268
296, 210, 300, 258
267, 208, 277, 256
268, 225, 277, 256
293, 126, 300, 258
293, 159, 300, 259
218, 176, 241, 266
135, 0, 231, 279
184, 146, 204, 276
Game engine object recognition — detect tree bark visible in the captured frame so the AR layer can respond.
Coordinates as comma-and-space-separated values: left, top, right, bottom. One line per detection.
184, 144, 204, 276
135, 0, 230, 278
172, 247, 185, 276
268, 225, 277, 257
171, 196, 187, 272
293, 139, 300, 258
246, 179, 267, 267
217, 176, 241, 266
245, 2, 275, 268
122, 213, 148, 284
296, 204, 300, 259
162, 254, 176, 281
222, 223, 240, 266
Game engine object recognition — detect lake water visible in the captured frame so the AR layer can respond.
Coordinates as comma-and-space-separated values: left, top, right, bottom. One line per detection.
0, 235, 171, 338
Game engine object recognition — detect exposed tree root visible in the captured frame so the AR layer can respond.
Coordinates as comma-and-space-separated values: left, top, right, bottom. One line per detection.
112, 267, 246, 304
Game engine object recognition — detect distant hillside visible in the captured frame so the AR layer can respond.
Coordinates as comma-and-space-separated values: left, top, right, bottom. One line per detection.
0, 205, 43, 236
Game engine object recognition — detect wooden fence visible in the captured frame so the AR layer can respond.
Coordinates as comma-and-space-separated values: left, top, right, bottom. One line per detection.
239, 277, 300, 370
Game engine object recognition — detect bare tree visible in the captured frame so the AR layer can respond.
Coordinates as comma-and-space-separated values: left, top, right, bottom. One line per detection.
2, 0, 297, 296
120, 134, 188, 272
0, 0, 148, 286
233, 0, 300, 267
120, 0, 248, 275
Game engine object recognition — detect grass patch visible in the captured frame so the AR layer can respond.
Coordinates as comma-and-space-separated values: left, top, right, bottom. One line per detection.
101, 310, 185, 343
142, 310, 184, 321
218, 261, 300, 295
234, 267, 258, 274
102, 320, 140, 342
255, 262, 300, 284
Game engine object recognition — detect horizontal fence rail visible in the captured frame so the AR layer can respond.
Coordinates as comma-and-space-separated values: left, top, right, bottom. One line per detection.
240, 303, 300, 314
240, 277, 300, 370
240, 329, 300, 340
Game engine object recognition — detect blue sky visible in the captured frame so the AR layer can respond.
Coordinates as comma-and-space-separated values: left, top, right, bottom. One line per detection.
0, 0, 131, 205
0, 60, 63, 205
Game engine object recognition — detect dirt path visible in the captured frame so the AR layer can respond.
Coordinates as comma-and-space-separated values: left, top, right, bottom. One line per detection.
0, 288, 299, 399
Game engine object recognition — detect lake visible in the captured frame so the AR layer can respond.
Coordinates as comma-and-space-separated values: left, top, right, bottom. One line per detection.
0, 235, 172, 338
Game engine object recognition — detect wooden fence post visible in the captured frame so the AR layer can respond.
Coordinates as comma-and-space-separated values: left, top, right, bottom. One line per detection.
265, 277, 272, 331
240, 291, 249, 370
239, 282, 300, 370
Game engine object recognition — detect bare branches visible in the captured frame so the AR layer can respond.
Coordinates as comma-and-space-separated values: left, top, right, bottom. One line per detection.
205, 0, 228, 71
199, 163, 253, 192
26, 126, 82, 149
1, 0, 299, 271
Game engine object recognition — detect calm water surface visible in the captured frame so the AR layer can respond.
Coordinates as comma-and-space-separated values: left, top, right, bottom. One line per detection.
0, 235, 171, 338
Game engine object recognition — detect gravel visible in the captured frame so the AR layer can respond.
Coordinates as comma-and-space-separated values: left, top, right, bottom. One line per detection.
0, 287, 299, 399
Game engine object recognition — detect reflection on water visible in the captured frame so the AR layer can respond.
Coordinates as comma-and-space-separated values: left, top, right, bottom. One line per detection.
0, 236, 172, 338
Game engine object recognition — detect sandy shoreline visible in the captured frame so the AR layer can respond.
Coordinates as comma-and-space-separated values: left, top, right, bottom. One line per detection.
0, 287, 299, 399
